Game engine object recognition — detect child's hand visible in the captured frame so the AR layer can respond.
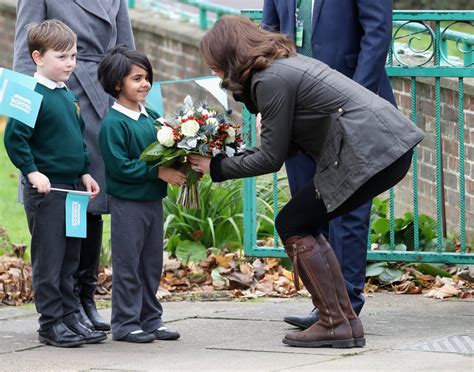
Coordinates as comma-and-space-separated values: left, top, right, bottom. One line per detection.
158, 167, 187, 187
81, 174, 100, 199
27, 171, 51, 193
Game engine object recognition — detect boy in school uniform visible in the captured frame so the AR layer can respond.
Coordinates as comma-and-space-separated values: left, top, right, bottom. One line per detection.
4, 20, 106, 347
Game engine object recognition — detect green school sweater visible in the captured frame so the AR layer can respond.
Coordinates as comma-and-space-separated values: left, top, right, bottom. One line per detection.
99, 107, 167, 201
4, 84, 90, 184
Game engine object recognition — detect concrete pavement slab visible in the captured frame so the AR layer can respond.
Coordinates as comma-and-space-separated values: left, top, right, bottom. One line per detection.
0, 293, 472, 372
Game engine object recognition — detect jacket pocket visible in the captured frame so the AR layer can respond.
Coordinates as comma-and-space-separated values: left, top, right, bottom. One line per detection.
318, 112, 344, 173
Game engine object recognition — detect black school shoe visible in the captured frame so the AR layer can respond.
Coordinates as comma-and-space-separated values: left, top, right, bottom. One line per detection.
38, 321, 86, 348
153, 327, 180, 341
68, 321, 107, 344
115, 330, 156, 343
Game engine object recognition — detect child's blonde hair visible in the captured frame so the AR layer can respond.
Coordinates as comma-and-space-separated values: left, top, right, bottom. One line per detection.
27, 19, 76, 57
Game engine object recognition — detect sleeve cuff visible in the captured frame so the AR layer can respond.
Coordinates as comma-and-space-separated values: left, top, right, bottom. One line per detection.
210, 154, 227, 182
147, 165, 158, 180
80, 166, 90, 177
21, 163, 37, 176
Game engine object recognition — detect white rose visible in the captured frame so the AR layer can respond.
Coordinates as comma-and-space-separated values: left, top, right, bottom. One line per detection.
181, 119, 200, 137
206, 117, 218, 127
157, 126, 175, 147
225, 127, 236, 144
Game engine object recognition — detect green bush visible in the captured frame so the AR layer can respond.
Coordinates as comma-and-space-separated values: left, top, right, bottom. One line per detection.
162, 175, 290, 262
370, 197, 458, 252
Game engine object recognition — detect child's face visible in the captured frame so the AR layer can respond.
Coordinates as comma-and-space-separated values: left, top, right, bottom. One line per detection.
33, 44, 77, 83
117, 64, 151, 108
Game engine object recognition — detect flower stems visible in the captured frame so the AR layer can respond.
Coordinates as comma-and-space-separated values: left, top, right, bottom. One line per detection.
177, 182, 200, 209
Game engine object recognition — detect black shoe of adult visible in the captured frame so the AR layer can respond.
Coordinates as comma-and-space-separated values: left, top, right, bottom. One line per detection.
153, 327, 180, 341
38, 322, 86, 348
283, 308, 320, 330
68, 321, 107, 344
115, 331, 156, 343
77, 302, 96, 330
82, 299, 111, 332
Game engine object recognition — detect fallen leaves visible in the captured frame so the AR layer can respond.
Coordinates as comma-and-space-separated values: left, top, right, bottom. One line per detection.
1, 249, 473, 305
0, 256, 33, 305
392, 281, 423, 294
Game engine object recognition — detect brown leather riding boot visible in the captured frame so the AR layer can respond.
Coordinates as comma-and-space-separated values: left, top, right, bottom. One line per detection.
315, 234, 366, 347
283, 236, 354, 348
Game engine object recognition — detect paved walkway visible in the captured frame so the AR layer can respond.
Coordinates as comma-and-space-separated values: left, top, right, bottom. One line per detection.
0, 293, 472, 371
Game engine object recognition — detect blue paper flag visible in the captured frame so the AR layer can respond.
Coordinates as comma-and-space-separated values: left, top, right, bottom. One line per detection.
0, 81, 42, 128
147, 83, 163, 116
0, 68, 37, 90
65, 193, 90, 238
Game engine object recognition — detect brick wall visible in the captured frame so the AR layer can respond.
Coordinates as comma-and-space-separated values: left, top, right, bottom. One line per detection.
0, 0, 472, 242
391, 77, 474, 242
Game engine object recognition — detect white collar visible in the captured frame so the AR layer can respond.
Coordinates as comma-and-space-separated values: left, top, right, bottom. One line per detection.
112, 102, 148, 120
34, 72, 67, 90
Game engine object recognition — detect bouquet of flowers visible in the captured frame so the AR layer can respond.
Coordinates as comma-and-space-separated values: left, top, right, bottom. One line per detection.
140, 96, 244, 208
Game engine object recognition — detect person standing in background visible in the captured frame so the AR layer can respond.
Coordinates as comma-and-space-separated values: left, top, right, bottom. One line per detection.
13, 0, 136, 331
261, 0, 396, 329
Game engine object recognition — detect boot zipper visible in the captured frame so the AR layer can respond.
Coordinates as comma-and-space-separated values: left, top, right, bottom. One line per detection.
292, 246, 300, 291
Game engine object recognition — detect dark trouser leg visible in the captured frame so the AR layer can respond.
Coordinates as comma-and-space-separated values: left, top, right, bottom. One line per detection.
111, 197, 160, 340
328, 201, 371, 314
76, 213, 110, 331
139, 201, 164, 333
78, 213, 102, 303
23, 184, 80, 330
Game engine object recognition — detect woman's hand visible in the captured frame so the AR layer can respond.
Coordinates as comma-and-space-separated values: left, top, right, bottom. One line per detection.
81, 174, 100, 199
187, 155, 211, 174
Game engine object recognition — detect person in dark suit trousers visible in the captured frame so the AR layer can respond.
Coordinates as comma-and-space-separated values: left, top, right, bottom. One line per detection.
261, 0, 396, 329
13, 0, 136, 331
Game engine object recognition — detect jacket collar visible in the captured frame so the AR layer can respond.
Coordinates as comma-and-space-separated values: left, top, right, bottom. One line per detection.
233, 74, 258, 115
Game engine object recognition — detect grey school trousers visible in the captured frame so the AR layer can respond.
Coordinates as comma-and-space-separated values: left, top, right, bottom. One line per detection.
110, 196, 164, 340
23, 182, 81, 330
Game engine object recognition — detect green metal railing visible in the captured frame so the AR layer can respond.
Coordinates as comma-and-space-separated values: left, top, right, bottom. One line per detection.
128, 0, 239, 30
240, 10, 473, 264
126, 3, 473, 264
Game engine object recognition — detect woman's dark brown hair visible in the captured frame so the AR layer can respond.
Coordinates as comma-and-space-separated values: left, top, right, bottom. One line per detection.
200, 15, 296, 96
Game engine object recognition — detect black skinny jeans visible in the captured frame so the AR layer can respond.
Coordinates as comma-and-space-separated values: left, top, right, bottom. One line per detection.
275, 149, 414, 242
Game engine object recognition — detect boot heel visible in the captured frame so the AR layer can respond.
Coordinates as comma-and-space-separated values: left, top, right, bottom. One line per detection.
353, 337, 366, 347
283, 337, 355, 348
